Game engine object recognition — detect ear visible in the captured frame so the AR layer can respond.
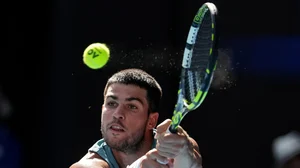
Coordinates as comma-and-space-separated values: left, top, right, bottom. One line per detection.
147, 112, 159, 130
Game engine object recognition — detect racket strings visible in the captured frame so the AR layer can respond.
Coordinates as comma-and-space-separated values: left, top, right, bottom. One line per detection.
184, 9, 213, 104
183, 69, 201, 103
191, 11, 212, 71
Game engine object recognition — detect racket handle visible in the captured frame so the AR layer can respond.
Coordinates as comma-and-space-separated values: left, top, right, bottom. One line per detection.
168, 124, 178, 134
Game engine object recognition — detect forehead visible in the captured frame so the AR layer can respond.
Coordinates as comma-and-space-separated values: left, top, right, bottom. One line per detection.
105, 83, 147, 101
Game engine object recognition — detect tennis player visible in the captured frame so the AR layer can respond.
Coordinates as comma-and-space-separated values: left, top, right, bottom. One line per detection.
70, 68, 202, 168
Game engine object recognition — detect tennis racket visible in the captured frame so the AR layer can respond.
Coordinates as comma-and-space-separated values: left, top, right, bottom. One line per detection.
169, 2, 218, 133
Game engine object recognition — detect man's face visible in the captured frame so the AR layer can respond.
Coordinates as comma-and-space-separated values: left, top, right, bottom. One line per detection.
101, 83, 150, 153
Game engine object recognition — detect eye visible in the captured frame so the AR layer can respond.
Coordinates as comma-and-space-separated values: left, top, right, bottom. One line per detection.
128, 104, 137, 110
106, 101, 117, 107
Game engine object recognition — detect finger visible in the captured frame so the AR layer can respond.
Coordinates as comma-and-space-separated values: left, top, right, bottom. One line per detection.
176, 125, 189, 137
156, 119, 172, 134
169, 126, 199, 153
156, 142, 183, 154
156, 149, 177, 159
146, 149, 168, 165
157, 132, 186, 144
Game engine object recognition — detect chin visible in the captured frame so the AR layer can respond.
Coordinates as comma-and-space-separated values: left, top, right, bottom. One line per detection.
106, 132, 127, 142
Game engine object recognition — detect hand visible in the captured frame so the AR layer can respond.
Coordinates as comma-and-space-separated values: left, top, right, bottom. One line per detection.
155, 119, 190, 158
155, 119, 202, 168
127, 148, 173, 168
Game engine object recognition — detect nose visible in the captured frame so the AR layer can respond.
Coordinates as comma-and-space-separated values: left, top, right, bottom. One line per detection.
112, 105, 125, 120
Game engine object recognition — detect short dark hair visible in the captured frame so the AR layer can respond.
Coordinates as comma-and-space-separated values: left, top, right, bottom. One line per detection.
103, 68, 162, 113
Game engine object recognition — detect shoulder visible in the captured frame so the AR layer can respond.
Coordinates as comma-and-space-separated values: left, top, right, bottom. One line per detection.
70, 152, 110, 168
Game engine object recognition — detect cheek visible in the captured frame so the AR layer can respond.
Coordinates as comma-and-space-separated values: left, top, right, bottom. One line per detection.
126, 115, 148, 128
101, 110, 112, 123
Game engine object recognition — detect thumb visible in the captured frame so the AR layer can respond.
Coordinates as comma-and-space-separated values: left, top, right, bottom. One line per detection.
156, 119, 172, 134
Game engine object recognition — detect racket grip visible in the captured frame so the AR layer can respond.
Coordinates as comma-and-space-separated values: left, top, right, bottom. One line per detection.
168, 124, 178, 134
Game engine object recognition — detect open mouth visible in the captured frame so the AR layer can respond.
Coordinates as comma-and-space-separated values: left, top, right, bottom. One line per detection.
110, 125, 125, 132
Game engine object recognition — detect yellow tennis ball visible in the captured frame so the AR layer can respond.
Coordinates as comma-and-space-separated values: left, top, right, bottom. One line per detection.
83, 43, 110, 69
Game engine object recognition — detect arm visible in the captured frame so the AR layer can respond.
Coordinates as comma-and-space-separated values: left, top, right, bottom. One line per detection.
155, 119, 203, 168
70, 152, 110, 168
126, 148, 170, 168
72, 147, 170, 168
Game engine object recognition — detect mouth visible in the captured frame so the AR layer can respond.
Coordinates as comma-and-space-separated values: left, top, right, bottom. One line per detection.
109, 124, 125, 132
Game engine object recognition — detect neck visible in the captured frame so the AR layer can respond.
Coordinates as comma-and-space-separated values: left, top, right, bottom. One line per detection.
112, 132, 154, 168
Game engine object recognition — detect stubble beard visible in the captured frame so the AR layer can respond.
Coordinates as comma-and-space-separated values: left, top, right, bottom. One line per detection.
101, 121, 147, 154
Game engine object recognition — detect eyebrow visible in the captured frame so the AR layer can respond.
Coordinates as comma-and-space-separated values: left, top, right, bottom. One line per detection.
106, 95, 144, 105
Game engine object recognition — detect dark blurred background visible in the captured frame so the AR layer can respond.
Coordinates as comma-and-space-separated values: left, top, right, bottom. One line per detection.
2, 0, 300, 168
